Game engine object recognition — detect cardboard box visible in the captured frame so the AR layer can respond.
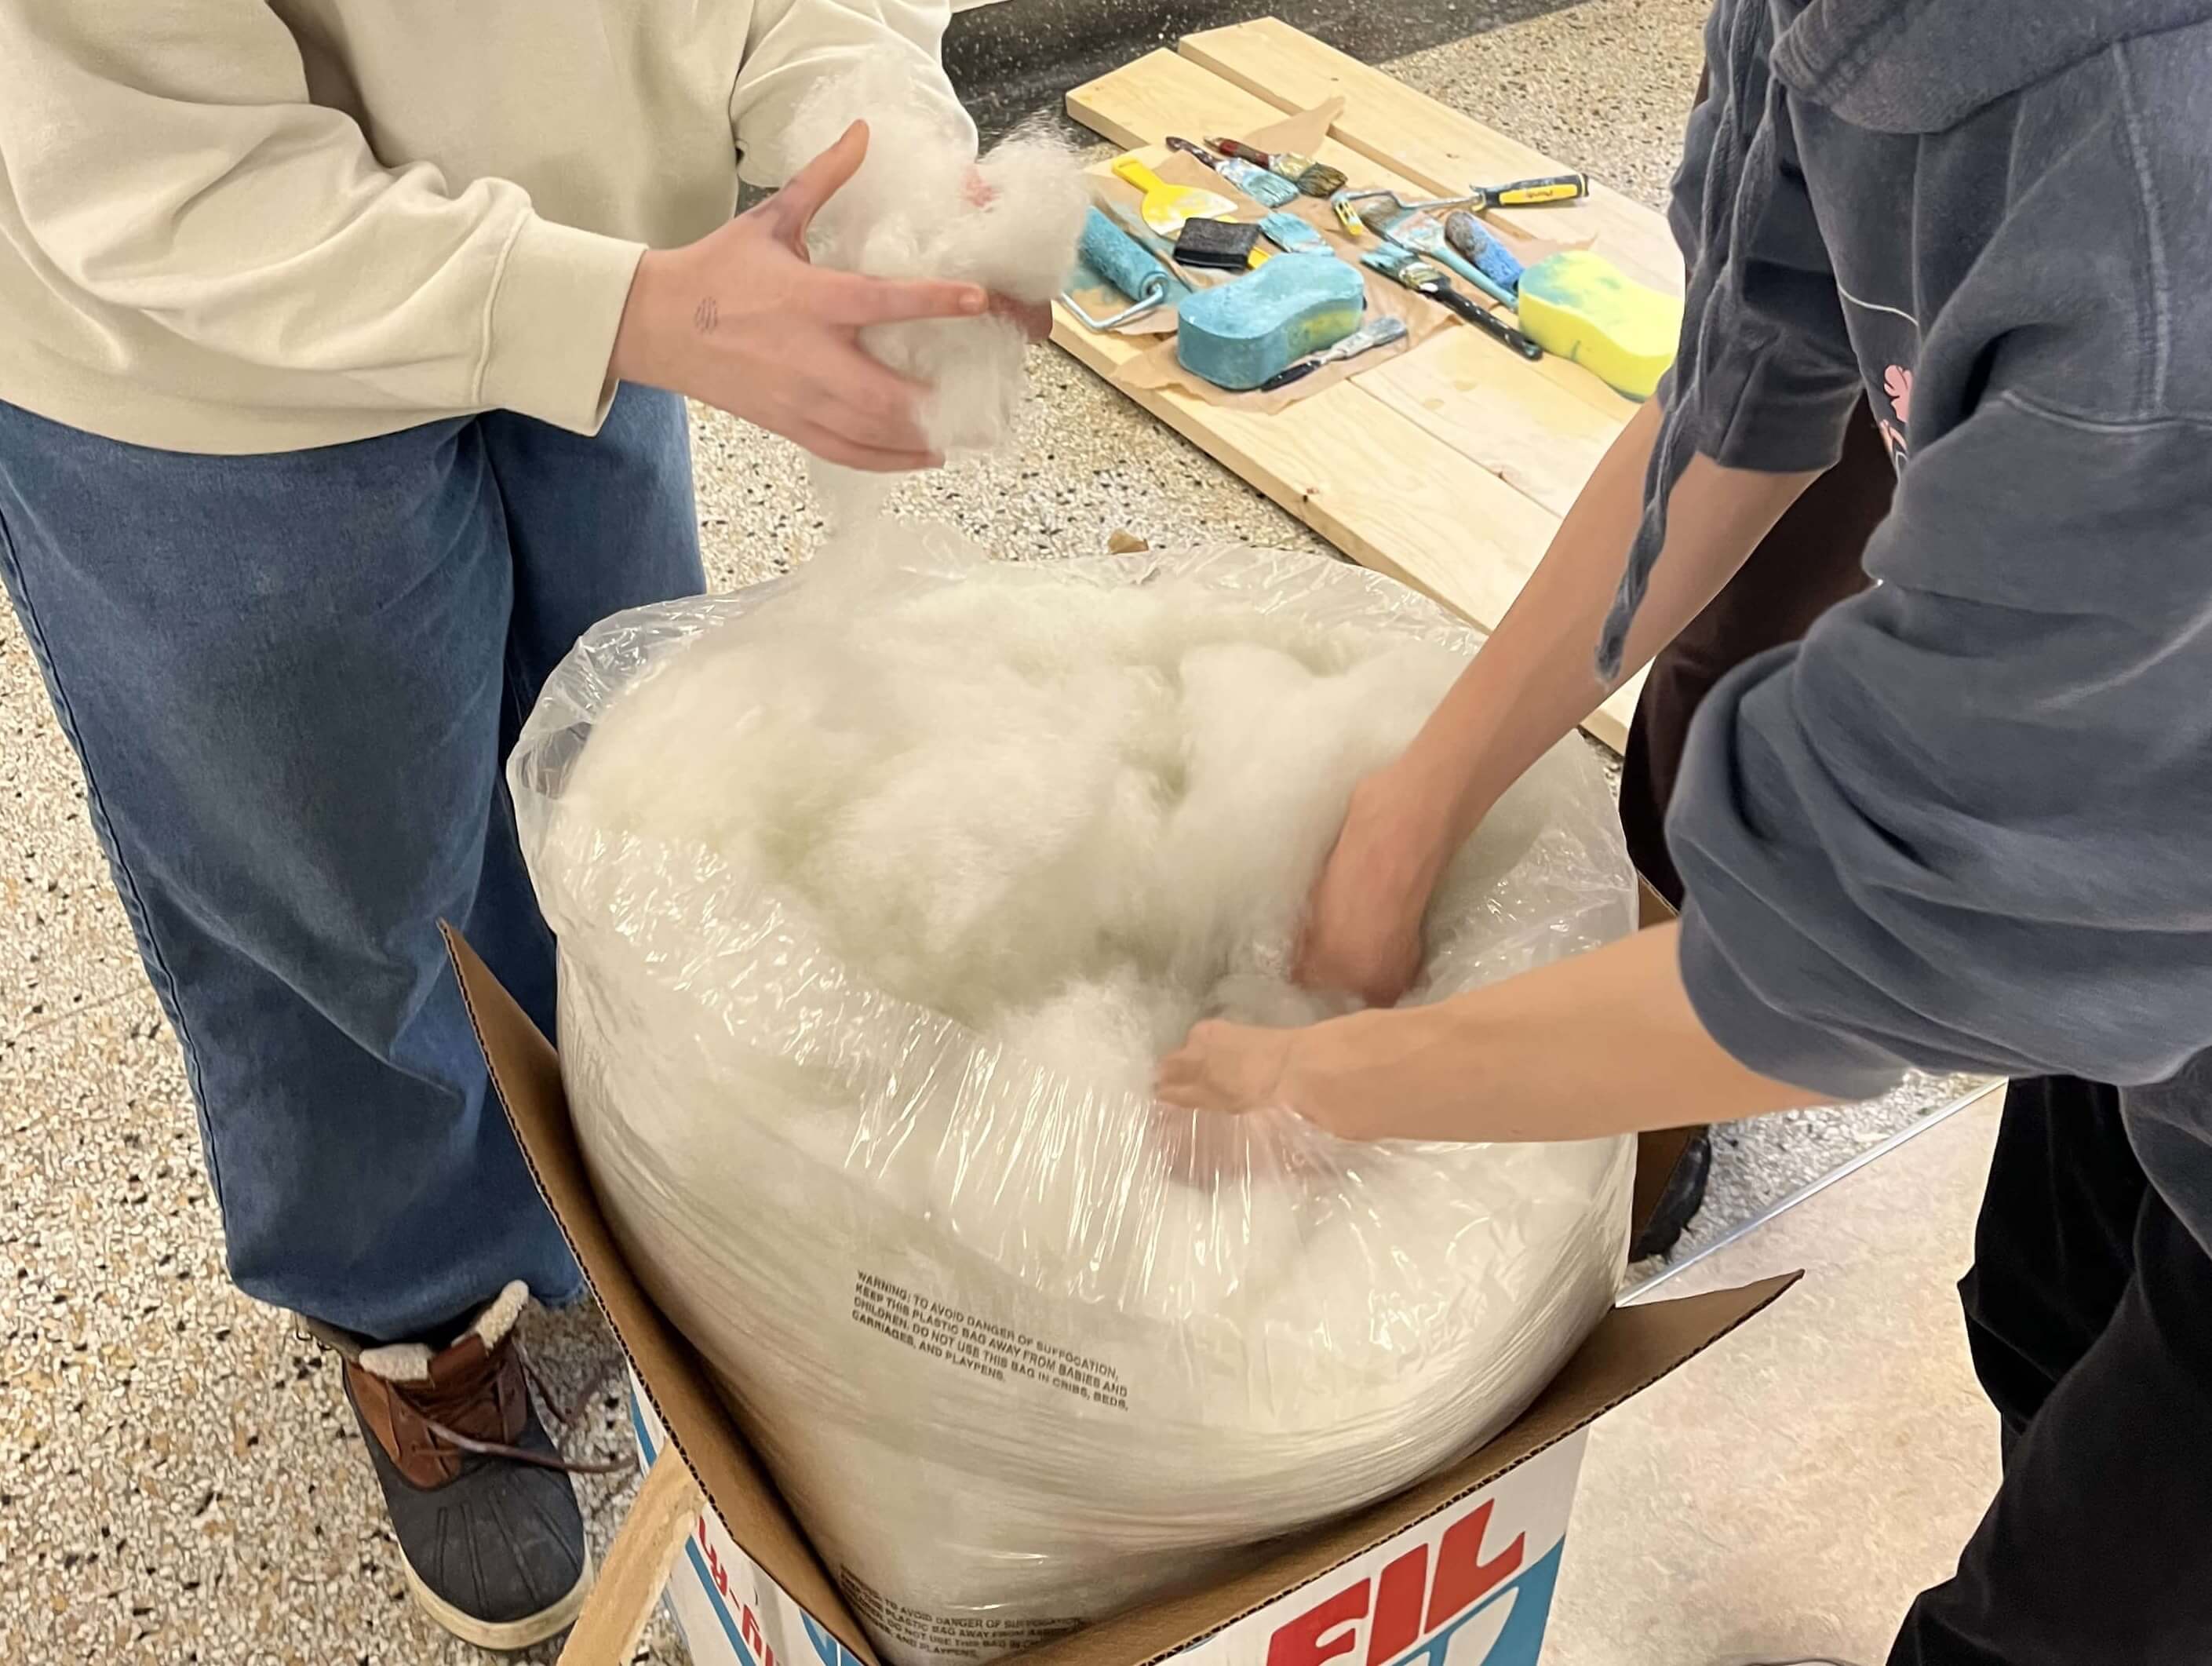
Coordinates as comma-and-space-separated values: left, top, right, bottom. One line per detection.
446, 930, 1794, 1666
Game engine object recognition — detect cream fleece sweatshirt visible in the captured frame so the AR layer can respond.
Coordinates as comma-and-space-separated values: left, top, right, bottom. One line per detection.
0, 0, 972, 454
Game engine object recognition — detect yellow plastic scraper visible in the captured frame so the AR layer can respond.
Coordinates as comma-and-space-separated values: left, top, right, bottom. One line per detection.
1112, 155, 1238, 237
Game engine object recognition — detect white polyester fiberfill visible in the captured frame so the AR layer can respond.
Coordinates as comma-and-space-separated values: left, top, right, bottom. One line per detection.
516, 542, 1636, 1666
785, 58, 1088, 526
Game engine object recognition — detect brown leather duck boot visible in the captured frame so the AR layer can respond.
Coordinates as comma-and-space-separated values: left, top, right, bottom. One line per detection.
308, 1281, 595, 1651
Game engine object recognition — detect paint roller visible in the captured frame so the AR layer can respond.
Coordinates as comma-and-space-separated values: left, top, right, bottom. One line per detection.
1060, 206, 1191, 330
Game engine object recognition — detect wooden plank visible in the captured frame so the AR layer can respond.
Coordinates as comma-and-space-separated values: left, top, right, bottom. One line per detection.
559, 1449, 705, 1665
1066, 48, 1290, 154
1358, 328, 1620, 519
1179, 18, 1685, 294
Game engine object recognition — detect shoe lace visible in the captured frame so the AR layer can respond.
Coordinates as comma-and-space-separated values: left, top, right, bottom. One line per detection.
412, 1409, 634, 1478
306, 1320, 635, 1479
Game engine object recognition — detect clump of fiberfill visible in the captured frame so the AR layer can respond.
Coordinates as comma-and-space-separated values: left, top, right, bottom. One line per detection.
559, 538, 1609, 1103
784, 60, 1090, 520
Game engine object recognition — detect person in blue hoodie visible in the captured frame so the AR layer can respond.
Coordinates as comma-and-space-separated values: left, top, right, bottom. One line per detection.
1161, 2, 2212, 1661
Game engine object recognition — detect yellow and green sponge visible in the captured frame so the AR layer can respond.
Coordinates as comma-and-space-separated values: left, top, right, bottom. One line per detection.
1515, 250, 1684, 401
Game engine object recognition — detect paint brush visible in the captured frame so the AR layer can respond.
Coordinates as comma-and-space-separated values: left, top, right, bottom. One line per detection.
1258, 211, 1332, 255
1164, 137, 1298, 208
1208, 137, 1349, 199
1378, 210, 1518, 308
1361, 246, 1543, 360
1257, 315, 1408, 390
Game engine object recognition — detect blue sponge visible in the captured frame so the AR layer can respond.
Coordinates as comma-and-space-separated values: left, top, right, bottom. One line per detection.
1175, 255, 1366, 391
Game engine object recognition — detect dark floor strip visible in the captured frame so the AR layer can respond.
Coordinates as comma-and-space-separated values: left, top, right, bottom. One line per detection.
946, 0, 1586, 144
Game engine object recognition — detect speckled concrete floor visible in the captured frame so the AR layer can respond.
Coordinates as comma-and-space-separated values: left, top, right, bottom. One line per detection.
0, 3, 1984, 1661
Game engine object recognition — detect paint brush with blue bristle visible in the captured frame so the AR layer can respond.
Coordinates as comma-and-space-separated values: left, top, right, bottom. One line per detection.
1362, 245, 1543, 361
1209, 137, 1348, 199
1165, 137, 1298, 209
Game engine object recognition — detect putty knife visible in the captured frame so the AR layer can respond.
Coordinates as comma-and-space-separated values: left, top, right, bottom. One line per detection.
1112, 156, 1238, 237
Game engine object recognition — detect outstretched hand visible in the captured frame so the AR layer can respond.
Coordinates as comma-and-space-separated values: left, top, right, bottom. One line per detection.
612, 121, 995, 472
1157, 768, 1474, 1139
1156, 1009, 1420, 1140
1292, 767, 1465, 1008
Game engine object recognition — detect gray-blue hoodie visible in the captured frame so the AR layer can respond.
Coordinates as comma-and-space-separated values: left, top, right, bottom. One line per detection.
1609, 0, 2212, 1250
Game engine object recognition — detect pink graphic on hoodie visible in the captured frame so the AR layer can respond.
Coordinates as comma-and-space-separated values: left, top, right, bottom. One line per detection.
1884, 363, 1914, 423
1878, 364, 1915, 464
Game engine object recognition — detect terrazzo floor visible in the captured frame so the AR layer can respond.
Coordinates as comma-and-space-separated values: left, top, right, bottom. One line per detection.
0, 2, 1986, 1661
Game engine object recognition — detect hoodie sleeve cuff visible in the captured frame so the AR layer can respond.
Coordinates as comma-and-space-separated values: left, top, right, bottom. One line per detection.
480, 214, 647, 436
1659, 346, 1864, 477
1678, 899, 1911, 1104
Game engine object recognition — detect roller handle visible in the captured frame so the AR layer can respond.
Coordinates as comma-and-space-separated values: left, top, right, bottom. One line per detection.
1425, 283, 1544, 360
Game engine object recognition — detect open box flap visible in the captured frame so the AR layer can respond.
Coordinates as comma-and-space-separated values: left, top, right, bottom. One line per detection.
446, 926, 1795, 1666
1011, 1274, 1795, 1666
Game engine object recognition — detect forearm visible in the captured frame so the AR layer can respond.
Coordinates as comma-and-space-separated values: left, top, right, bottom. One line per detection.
0, 0, 639, 431
1398, 400, 1823, 844
1317, 925, 1817, 1143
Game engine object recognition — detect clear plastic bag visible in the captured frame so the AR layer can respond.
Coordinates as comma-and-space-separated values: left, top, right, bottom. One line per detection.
512, 533, 1635, 1666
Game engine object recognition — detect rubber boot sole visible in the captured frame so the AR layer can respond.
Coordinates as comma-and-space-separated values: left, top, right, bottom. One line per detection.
399, 1544, 595, 1652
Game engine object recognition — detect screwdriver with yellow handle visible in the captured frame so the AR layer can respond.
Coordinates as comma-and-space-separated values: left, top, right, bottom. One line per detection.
1467, 172, 1589, 210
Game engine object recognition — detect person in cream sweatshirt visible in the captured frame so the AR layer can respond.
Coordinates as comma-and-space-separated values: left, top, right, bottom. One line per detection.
0, 0, 1016, 1646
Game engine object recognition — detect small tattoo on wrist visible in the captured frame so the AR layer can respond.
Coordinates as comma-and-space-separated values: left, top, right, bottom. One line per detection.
693, 297, 720, 335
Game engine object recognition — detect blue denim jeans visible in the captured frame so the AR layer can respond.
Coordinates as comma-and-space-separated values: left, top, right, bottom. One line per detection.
0, 390, 704, 1340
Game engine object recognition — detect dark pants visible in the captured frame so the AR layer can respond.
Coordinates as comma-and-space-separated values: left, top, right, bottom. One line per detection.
1890, 1077, 2212, 1663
